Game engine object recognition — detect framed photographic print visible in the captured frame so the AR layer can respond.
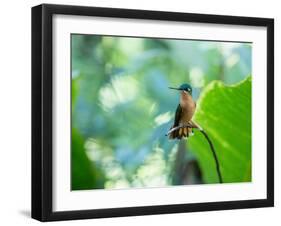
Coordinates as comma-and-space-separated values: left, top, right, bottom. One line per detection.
31, 4, 274, 221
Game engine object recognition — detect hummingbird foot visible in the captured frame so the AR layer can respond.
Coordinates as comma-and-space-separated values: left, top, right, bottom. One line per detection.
190, 120, 204, 131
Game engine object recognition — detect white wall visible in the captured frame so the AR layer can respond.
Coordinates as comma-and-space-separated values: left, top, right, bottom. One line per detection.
0, 0, 279, 225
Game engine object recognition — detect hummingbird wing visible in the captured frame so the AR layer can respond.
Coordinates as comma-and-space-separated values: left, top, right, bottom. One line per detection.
173, 104, 182, 127
169, 104, 182, 139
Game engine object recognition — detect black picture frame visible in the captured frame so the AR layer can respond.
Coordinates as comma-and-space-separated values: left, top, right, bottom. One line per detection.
32, 3, 274, 222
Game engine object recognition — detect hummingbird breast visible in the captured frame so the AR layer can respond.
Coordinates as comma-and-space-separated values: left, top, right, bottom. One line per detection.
179, 91, 196, 123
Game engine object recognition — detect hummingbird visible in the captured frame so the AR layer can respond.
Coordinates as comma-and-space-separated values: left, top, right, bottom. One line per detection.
168, 83, 198, 139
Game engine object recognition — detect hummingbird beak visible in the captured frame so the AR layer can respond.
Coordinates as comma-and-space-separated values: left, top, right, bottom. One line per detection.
169, 87, 181, 91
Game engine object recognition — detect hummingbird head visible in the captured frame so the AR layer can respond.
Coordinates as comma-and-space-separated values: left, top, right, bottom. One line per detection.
169, 83, 192, 95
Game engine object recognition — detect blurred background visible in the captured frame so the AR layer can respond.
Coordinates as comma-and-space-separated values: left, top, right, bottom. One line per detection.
71, 34, 252, 190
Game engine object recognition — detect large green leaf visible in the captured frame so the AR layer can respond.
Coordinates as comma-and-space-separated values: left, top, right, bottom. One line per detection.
189, 77, 252, 183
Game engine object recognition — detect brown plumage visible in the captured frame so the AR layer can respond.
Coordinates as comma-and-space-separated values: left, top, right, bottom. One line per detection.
169, 91, 196, 139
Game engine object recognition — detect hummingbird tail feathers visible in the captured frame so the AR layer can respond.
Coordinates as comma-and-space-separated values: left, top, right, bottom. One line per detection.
169, 126, 192, 139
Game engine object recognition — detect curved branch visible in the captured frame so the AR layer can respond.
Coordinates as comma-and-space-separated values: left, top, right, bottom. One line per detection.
199, 130, 223, 183
166, 124, 223, 183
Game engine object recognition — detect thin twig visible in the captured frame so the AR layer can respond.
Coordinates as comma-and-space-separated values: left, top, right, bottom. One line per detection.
199, 130, 223, 183
166, 124, 223, 183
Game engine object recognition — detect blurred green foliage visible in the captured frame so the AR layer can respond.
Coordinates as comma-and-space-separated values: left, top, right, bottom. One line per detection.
71, 34, 252, 190
71, 128, 105, 190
